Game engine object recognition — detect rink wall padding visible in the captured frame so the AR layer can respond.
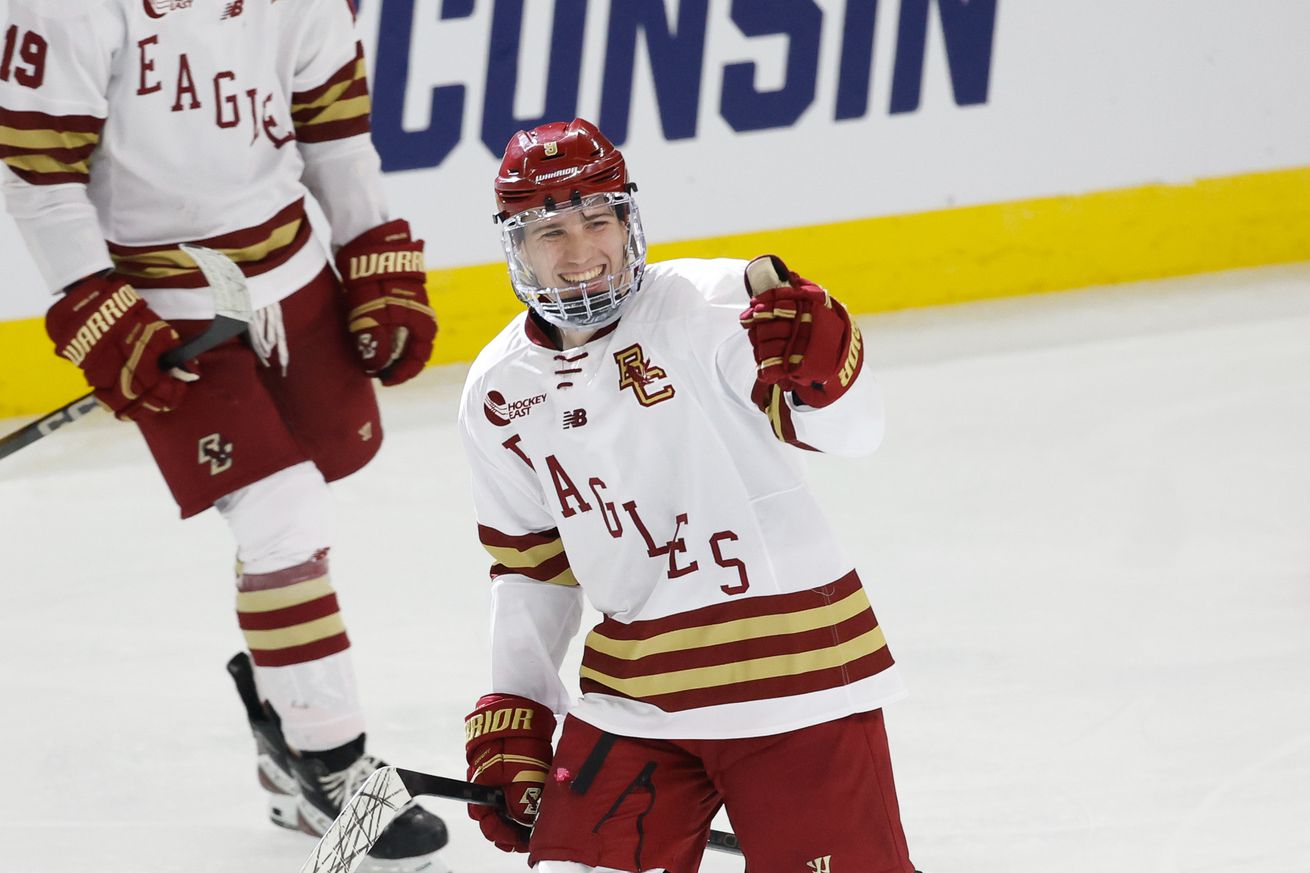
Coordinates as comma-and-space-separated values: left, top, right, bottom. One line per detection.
3, 163, 1309, 420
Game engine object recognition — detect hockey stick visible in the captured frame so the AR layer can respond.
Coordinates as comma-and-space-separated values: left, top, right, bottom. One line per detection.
299, 765, 743, 873
0, 245, 252, 462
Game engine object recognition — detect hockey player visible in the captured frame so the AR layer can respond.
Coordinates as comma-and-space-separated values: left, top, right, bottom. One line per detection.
0, 0, 446, 868
457, 118, 918, 872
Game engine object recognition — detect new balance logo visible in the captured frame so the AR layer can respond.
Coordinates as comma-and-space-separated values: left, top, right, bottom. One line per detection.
806, 856, 832, 873
221, 0, 244, 17
562, 409, 588, 429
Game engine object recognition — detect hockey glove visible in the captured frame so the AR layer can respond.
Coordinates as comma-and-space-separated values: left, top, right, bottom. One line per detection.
45, 274, 196, 422
335, 219, 437, 386
464, 693, 555, 853
739, 254, 864, 408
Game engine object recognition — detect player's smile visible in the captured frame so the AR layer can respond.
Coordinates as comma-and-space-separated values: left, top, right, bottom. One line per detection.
560, 265, 606, 283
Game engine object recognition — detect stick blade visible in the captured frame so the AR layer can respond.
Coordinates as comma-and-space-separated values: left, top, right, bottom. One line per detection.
299, 766, 414, 873
179, 243, 253, 324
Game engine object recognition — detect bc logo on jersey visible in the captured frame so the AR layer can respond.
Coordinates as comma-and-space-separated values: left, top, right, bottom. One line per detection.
197, 432, 234, 475
614, 344, 675, 407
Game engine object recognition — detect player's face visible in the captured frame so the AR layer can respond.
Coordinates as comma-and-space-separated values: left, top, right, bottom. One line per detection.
519, 206, 628, 297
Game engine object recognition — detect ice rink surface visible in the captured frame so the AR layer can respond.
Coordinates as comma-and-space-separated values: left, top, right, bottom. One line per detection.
3, 264, 1309, 873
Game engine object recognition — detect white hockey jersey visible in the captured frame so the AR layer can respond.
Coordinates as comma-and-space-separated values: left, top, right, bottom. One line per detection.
458, 258, 907, 740
0, 0, 390, 317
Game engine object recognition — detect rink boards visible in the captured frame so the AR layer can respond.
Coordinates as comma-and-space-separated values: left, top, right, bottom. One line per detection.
2, 1, 1309, 416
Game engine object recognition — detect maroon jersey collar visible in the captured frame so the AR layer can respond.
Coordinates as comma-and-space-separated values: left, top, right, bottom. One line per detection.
524, 310, 620, 350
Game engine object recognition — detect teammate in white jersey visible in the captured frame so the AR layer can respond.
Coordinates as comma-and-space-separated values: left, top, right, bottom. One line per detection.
0, 0, 446, 867
458, 118, 918, 872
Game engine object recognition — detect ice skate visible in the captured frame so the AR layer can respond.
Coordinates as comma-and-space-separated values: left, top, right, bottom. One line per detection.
228, 653, 451, 873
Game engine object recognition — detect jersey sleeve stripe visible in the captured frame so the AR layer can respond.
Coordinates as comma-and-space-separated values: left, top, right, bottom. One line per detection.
477, 525, 563, 549
107, 198, 312, 287
490, 554, 578, 586
297, 93, 370, 126
291, 44, 371, 143
480, 524, 579, 587
291, 47, 366, 107
484, 538, 565, 568
0, 108, 104, 185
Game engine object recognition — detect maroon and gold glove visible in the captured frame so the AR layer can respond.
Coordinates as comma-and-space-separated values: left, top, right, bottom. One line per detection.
464, 693, 555, 853
335, 219, 437, 386
45, 274, 194, 421
739, 254, 863, 408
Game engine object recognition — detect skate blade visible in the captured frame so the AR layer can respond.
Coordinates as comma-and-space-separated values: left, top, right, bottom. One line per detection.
267, 793, 301, 830
355, 853, 452, 873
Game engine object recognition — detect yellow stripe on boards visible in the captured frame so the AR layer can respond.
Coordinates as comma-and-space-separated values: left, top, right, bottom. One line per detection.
4, 165, 1309, 419
647, 164, 1310, 311
0, 322, 87, 418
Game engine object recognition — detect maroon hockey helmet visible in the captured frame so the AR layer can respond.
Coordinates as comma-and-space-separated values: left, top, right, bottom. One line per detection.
494, 118, 632, 221
493, 119, 648, 329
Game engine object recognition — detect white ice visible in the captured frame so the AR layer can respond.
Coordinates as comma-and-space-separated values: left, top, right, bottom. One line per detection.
2, 264, 1309, 873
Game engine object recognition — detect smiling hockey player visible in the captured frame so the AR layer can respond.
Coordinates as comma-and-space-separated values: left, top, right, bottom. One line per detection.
456, 118, 919, 873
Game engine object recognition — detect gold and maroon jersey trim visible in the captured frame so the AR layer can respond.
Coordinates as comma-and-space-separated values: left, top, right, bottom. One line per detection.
236, 554, 351, 668
750, 381, 818, 451
578, 570, 892, 712
106, 198, 312, 288
478, 524, 579, 587
0, 107, 103, 186
291, 43, 371, 144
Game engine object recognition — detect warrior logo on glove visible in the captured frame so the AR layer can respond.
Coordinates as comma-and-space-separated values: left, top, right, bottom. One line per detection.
464, 693, 556, 854
45, 274, 195, 422
335, 219, 438, 386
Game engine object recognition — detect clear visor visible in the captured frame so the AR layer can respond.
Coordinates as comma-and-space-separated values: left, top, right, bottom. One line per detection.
500, 191, 647, 329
